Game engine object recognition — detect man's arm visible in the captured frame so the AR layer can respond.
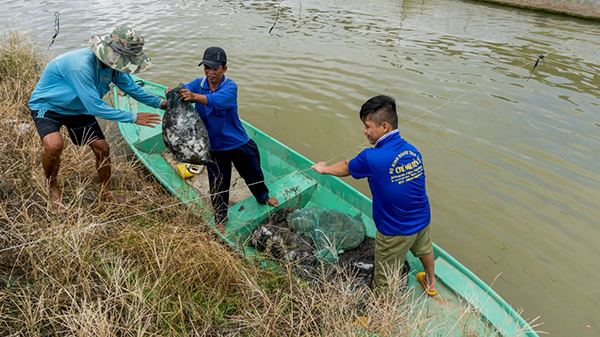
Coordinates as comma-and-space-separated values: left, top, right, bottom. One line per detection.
180, 80, 237, 110
63, 68, 140, 123
114, 72, 165, 110
312, 160, 351, 177
180, 89, 208, 105
113, 73, 163, 126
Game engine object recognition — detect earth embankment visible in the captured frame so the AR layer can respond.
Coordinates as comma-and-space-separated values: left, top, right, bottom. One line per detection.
473, 0, 600, 19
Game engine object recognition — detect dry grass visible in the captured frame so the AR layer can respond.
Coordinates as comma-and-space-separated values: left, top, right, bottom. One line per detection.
0, 30, 535, 336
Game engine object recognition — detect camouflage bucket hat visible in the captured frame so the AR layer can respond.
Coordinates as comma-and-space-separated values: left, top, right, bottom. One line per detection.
89, 26, 151, 74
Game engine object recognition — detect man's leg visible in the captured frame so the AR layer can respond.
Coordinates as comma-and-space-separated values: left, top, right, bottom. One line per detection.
206, 151, 233, 225
89, 139, 124, 204
419, 252, 436, 292
374, 231, 414, 289
412, 225, 436, 293
65, 114, 118, 203
231, 140, 278, 207
42, 132, 65, 211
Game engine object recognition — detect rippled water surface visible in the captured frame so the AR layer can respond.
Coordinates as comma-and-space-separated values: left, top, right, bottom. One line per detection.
4, 0, 600, 335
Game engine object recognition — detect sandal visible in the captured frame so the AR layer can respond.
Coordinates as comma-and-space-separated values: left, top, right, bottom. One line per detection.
416, 272, 437, 296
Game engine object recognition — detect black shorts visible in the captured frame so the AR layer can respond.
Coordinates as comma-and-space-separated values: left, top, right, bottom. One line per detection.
30, 109, 105, 146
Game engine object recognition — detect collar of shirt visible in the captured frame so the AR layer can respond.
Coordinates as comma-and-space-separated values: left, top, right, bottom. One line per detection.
200, 75, 228, 91
374, 129, 399, 147
94, 53, 116, 81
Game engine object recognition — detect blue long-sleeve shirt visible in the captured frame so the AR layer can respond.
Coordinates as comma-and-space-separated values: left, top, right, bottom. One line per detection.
28, 48, 163, 123
184, 76, 250, 151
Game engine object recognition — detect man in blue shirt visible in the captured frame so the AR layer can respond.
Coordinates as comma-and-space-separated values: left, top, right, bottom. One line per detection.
176, 47, 279, 225
312, 95, 436, 295
29, 26, 166, 211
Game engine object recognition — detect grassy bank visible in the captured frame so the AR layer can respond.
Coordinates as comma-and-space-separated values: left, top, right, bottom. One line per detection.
0, 31, 449, 336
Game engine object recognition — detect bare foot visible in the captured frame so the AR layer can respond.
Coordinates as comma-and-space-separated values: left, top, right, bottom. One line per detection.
266, 197, 279, 207
101, 191, 126, 204
49, 187, 66, 212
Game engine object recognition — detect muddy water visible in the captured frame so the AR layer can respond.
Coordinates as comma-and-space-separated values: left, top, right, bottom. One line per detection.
4, 0, 600, 335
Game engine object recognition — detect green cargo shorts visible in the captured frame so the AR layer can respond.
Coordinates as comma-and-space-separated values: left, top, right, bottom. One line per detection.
374, 225, 433, 288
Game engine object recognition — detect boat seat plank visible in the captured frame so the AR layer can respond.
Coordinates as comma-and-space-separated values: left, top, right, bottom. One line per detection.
226, 171, 317, 244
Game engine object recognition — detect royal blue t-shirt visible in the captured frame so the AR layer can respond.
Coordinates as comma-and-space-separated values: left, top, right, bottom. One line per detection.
348, 130, 431, 236
184, 76, 250, 151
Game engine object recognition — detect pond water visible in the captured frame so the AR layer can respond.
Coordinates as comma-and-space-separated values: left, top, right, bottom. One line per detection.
4, 0, 600, 335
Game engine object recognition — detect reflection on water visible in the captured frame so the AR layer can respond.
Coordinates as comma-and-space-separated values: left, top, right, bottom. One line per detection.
4, 0, 600, 335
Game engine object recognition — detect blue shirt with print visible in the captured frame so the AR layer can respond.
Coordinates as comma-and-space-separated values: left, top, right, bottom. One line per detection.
348, 130, 431, 236
28, 48, 163, 123
184, 76, 250, 151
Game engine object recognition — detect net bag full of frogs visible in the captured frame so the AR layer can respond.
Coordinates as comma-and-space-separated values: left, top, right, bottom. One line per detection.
285, 206, 366, 264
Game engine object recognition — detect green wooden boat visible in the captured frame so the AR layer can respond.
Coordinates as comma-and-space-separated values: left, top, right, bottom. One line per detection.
113, 76, 538, 337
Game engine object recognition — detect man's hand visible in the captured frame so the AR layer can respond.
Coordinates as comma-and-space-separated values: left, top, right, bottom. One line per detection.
160, 100, 167, 110
312, 160, 351, 177
311, 161, 329, 174
180, 89, 197, 102
135, 112, 161, 128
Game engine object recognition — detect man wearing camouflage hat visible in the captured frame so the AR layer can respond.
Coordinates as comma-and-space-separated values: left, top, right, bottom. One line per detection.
29, 26, 166, 211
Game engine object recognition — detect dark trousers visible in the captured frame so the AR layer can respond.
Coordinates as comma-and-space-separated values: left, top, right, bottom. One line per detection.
207, 139, 270, 223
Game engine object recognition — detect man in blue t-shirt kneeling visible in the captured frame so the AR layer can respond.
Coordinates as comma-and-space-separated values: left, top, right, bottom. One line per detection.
312, 95, 436, 295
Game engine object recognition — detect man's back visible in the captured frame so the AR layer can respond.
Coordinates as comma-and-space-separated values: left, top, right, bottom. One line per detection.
29, 48, 96, 112
349, 130, 430, 236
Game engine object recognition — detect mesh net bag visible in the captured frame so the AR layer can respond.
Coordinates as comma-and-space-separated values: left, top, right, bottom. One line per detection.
286, 206, 366, 264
